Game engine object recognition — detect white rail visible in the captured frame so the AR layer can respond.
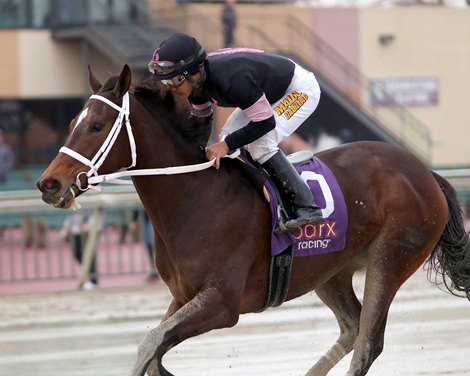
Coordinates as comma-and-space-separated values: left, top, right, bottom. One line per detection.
0, 186, 141, 213
1, 168, 468, 214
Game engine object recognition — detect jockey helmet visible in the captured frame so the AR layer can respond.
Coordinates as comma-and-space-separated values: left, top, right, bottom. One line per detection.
148, 33, 207, 80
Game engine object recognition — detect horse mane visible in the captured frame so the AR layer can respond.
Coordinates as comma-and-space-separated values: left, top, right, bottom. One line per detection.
99, 76, 212, 156
99, 76, 255, 184
133, 79, 212, 152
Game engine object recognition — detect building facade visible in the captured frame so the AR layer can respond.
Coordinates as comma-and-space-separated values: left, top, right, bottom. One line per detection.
0, 0, 469, 169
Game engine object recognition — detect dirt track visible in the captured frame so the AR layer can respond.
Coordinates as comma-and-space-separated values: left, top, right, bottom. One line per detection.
1, 269, 469, 376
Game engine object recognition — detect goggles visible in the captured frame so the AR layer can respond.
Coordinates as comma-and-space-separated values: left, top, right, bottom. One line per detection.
148, 59, 187, 76
161, 75, 186, 88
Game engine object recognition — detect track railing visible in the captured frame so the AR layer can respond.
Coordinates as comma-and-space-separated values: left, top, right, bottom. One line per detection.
0, 187, 155, 287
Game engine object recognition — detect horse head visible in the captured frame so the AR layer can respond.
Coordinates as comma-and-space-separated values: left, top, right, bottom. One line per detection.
37, 64, 213, 210
37, 65, 134, 209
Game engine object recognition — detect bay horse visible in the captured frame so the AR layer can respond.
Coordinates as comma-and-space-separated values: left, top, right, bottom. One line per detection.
37, 65, 470, 376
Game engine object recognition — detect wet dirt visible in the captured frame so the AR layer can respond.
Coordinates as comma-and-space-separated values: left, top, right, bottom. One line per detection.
1, 269, 469, 376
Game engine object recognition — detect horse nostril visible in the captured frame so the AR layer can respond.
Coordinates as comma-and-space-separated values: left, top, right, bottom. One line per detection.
38, 177, 61, 194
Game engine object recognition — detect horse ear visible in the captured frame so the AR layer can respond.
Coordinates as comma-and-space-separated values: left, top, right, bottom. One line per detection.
88, 65, 102, 94
113, 64, 132, 99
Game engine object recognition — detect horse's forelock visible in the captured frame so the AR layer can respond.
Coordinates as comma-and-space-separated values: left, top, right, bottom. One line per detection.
100, 76, 120, 93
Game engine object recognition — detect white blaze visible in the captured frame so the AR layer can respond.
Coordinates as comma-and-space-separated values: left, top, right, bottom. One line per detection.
73, 107, 89, 132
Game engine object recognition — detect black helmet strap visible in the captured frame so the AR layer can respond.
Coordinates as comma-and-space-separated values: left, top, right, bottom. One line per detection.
185, 64, 206, 96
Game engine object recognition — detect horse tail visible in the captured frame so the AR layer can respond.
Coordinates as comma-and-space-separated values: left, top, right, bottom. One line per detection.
427, 172, 470, 300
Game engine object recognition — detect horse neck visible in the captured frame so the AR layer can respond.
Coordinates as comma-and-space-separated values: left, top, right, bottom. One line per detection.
130, 98, 201, 170
129, 98, 211, 230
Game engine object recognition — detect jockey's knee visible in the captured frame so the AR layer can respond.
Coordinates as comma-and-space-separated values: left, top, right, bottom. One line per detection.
247, 142, 279, 164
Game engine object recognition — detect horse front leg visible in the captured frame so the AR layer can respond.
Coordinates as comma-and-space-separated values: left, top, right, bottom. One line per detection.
146, 299, 182, 376
129, 287, 240, 376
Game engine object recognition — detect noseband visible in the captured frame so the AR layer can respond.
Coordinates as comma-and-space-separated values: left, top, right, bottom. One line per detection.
59, 92, 215, 192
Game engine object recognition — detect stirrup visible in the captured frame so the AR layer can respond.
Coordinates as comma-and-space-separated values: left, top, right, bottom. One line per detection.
274, 208, 323, 234
274, 220, 290, 234
284, 215, 322, 231
274, 205, 290, 234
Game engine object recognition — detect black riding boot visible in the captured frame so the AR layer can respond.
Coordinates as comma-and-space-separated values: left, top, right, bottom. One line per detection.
262, 150, 323, 233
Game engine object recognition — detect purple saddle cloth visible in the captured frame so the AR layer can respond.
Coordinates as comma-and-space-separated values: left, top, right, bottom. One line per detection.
264, 156, 348, 257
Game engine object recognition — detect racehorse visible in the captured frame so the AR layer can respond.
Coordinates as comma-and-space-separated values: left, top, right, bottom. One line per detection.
37, 65, 470, 376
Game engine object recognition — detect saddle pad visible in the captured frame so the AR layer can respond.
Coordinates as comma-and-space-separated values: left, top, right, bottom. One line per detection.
267, 157, 348, 257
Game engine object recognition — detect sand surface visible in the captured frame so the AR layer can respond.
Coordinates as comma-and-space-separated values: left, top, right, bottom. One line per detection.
1, 269, 469, 376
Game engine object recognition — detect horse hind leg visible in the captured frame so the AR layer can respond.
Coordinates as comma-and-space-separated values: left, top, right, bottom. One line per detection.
346, 235, 431, 376
345, 262, 394, 376
305, 268, 362, 376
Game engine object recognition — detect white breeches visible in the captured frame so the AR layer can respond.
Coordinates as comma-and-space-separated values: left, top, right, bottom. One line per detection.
219, 63, 321, 164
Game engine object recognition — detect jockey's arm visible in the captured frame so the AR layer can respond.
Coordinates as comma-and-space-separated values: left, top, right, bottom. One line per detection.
225, 92, 276, 150
225, 116, 276, 151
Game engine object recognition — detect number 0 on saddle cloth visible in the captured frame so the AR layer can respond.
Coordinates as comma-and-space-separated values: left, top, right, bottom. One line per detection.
253, 154, 349, 258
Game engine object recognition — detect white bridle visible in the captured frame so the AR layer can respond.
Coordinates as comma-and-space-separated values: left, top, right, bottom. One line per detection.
59, 92, 215, 192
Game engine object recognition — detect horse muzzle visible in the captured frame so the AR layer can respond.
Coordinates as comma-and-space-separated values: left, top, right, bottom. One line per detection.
37, 176, 81, 209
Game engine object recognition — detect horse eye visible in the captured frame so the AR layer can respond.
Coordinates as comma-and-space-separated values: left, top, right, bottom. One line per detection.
91, 123, 104, 132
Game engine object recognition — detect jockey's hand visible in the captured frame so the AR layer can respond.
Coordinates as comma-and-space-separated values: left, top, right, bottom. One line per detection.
206, 141, 229, 170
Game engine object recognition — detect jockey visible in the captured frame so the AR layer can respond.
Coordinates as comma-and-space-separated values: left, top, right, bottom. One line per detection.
148, 32, 323, 232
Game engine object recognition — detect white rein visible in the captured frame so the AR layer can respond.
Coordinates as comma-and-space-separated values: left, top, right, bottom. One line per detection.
59, 92, 215, 192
